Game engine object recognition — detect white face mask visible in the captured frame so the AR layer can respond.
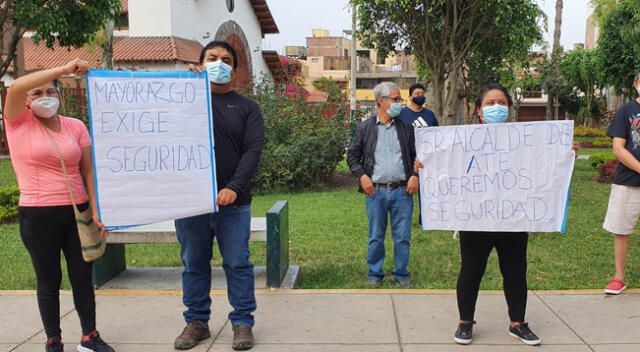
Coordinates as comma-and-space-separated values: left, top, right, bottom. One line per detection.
30, 97, 60, 118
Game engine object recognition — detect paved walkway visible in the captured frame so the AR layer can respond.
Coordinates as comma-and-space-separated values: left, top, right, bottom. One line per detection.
1, 289, 639, 352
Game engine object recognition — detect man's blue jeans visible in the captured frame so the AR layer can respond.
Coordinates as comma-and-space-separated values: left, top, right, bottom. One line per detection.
365, 186, 413, 281
175, 205, 256, 327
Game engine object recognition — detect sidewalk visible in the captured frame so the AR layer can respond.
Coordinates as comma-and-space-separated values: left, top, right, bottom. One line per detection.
1, 289, 639, 352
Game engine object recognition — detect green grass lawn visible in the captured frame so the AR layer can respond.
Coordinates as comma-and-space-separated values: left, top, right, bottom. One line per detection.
0, 159, 638, 290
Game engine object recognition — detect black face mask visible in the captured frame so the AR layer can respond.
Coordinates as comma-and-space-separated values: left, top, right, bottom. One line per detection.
411, 96, 426, 106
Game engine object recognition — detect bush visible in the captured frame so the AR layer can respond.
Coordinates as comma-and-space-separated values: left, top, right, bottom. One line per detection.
598, 159, 619, 184
574, 126, 606, 137
593, 136, 612, 148
246, 82, 351, 192
0, 185, 19, 223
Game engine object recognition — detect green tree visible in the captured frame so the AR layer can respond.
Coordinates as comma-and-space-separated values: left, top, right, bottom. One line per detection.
595, 0, 640, 99
351, 0, 544, 125
498, 64, 540, 121
312, 77, 347, 103
559, 48, 605, 125
0, 0, 121, 78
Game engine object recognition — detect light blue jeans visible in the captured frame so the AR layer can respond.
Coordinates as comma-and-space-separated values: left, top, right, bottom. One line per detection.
365, 186, 413, 281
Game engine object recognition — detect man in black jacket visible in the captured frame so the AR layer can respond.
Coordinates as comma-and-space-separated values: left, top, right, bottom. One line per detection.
173, 41, 265, 351
347, 82, 419, 288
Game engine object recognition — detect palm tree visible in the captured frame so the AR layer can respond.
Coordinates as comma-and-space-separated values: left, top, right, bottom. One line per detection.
546, 0, 563, 120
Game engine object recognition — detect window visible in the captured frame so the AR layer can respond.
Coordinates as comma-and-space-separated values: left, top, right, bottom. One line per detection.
356, 50, 370, 59
115, 13, 129, 29
226, 0, 235, 12
311, 58, 319, 63
523, 86, 542, 99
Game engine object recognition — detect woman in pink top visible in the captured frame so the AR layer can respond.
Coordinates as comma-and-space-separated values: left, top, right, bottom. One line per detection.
4, 59, 114, 352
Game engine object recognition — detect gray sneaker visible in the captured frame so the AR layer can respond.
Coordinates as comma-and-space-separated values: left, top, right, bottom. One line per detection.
232, 325, 254, 350
394, 278, 411, 288
174, 321, 210, 350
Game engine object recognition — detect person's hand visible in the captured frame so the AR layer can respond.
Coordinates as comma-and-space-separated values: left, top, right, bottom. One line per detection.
360, 174, 375, 196
572, 141, 580, 159
93, 214, 109, 238
188, 63, 204, 73
217, 188, 238, 206
62, 58, 89, 76
414, 159, 424, 174
407, 175, 419, 194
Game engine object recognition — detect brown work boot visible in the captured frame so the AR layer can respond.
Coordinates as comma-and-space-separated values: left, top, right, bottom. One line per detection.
232, 325, 254, 350
174, 321, 211, 350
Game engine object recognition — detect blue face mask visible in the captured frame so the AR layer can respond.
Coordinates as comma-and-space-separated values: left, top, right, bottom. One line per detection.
205, 60, 233, 85
387, 102, 402, 117
481, 104, 509, 123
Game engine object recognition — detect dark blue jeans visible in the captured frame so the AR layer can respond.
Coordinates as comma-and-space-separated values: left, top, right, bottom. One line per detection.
175, 205, 256, 327
365, 186, 413, 281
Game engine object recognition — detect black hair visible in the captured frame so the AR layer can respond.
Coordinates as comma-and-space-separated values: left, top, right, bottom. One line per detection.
409, 83, 426, 96
199, 40, 238, 69
475, 83, 513, 108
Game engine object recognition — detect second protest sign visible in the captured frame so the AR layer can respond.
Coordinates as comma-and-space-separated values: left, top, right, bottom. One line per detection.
415, 121, 575, 233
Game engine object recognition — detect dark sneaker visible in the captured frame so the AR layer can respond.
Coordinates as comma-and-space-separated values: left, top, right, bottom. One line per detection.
232, 325, 254, 351
174, 321, 211, 350
509, 323, 541, 345
393, 278, 411, 288
45, 336, 64, 352
367, 279, 382, 287
454, 321, 475, 345
77, 331, 114, 352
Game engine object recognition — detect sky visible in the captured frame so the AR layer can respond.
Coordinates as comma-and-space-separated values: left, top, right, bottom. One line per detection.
262, 0, 592, 54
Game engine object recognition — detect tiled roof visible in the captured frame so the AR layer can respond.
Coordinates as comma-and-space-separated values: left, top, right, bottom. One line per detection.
23, 36, 203, 71
120, 0, 128, 13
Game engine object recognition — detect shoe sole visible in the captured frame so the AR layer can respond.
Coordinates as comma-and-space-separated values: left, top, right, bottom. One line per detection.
604, 285, 627, 295
453, 336, 472, 345
232, 341, 254, 350
509, 332, 541, 346
77, 346, 94, 352
174, 332, 212, 350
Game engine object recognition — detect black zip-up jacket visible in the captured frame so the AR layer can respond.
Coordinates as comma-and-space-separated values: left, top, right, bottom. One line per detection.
347, 115, 418, 193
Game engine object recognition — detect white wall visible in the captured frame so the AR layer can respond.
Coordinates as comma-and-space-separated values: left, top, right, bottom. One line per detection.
128, 0, 173, 36
129, 0, 272, 81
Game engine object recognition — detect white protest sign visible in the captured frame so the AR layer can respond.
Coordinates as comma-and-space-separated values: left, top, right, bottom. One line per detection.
86, 70, 217, 230
415, 121, 575, 232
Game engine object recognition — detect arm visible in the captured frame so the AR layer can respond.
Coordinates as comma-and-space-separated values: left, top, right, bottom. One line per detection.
4, 58, 88, 120
612, 137, 640, 174
80, 146, 108, 237
347, 123, 375, 196
219, 103, 265, 206
405, 124, 419, 194
346, 124, 366, 178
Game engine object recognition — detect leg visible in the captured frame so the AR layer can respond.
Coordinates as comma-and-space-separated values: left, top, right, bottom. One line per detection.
614, 234, 632, 280
19, 206, 64, 339
214, 205, 256, 327
61, 204, 96, 335
389, 187, 413, 280
603, 184, 640, 282
456, 232, 494, 322
495, 232, 529, 323
176, 213, 215, 323
365, 188, 389, 281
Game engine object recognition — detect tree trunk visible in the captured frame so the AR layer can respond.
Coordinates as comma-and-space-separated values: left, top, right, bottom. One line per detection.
429, 66, 465, 126
100, 18, 114, 69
